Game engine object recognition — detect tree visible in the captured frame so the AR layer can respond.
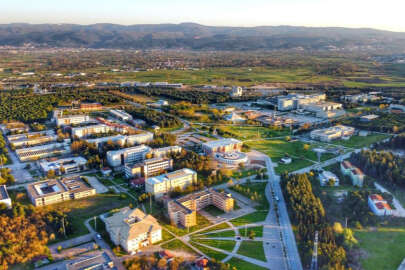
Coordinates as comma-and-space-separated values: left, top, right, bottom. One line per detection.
47, 169, 56, 178
248, 230, 256, 240
157, 258, 167, 270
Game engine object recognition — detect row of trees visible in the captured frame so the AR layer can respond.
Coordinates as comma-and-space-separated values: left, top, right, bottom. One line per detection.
127, 106, 182, 128
281, 173, 347, 269
123, 255, 186, 270
0, 132, 9, 166
350, 150, 405, 188
375, 133, 405, 150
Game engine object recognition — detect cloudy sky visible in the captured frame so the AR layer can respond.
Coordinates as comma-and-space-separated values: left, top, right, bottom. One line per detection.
1, 0, 404, 32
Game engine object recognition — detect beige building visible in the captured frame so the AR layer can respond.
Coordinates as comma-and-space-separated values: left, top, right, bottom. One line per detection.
125, 157, 173, 179
202, 138, 243, 155
104, 207, 162, 252
310, 125, 355, 142
7, 130, 57, 148
26, 176, 96, 206
167, 189, 234, 228
145, 168, 197, 198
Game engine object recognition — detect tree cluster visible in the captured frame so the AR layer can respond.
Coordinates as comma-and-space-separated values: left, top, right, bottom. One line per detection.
127, 106, 181, 128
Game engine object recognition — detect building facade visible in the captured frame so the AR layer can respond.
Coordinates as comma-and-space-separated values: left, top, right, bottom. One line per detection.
71, 124, 113, 138
107, 145, 151, 167
145, 168, 197, 198
167, 189, 234, 228
7, 130, 57, 148
26, 176, 96, 206
39, 156, 88, 175
110, 109, 133, 121
201, 138, 243, 155
104, 207, 162, 252
340, 161, 365, 187
15, 141, 71, 162
125, 157, 173, 179
310, 125, 355, 142
0, 185, 12, 208
368, 194, 393, 216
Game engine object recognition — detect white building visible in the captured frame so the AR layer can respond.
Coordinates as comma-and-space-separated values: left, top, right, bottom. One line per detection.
71, 124, 113, 138
223, 112, 246, 123
368, 194, 393, 216
86, 132, 153, 147
39, 156, 87, 175
107, 145, 151, 167
310, 125, 355, 142
54, 112, 92, 127
202, 138, 243, 155
277, 93, 326, 111
15, 141, 71, 162
110, 109, 133, 121
7, 130, 57, 148
145, 168, 197, 198
318, 171, 339, 186
0, 185, 12, 208
151, 145, 182, 158
230, 86, 243, 97
104, 207, 162, 253
125, 157, 173, 178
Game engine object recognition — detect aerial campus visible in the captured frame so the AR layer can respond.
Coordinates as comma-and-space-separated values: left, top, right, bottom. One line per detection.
1, 18, 405, 270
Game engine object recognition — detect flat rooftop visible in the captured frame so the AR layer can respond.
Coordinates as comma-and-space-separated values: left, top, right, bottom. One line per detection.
202, 138, 241, 148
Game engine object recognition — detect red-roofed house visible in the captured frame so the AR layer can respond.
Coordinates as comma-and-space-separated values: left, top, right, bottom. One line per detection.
368, 194, 392, 216
340, 161, 365, 187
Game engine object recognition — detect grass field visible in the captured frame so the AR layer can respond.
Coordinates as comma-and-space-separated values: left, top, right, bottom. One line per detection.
161, 239, 198, 255
196, 222, 231, 235
219, 125, 290, 140
190, 242, 228, 261
331, 133, 391, 149
355, 227, 405, 270
202, 229, 236, 238
203, 205, 225, 216
163, 213, 212, 236
197, 239, 236, 252
230, 211, 268, 226
237, 241, 266, 261
239, 226, 263, 238
227, 257, 268, 270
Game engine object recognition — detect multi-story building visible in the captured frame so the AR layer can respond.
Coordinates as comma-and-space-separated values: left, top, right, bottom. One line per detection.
71, 124, 113, 138
39, 156, 88, 176
310, 125, 355, 142
277, 93, 326, 111
318, 171, 339, 186
2, 121, 30, 134
125, 157, 173, 179
368, 194, 392, 216
201, 138, 243, 155
104, 207, 162, 253
86, 132, 153, 147
106, 145, 151, 167
340, 161, 365, 187
26, 176, 96, 206
145, 168, 197, 198
230, 86, 243, 97
15, 141, 71, 162
0, 185, 12, 208
151, 145, 182, 158
167, 189, 234, 228
7, 130, 57, 148
110, 109, 133, 121
53, 110, 92, 127
80, 102, 102, 111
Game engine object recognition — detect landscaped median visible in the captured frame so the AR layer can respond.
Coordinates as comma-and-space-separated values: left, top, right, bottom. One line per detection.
189, 241, 228, 261
237, 240, 267, 262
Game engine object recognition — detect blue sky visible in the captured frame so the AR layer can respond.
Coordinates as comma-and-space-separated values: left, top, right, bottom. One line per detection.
1, 0, 404, 32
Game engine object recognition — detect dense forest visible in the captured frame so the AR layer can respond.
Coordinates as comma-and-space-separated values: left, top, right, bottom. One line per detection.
0, 89, 122, 123
375, 133, 405, 150
126, 106, 182, 128
281, 173, 347, 269
350, 149, 405, 188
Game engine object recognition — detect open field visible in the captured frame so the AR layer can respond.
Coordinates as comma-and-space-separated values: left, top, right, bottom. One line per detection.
227, 257, 269, 270
196, 222, 231, 234
161, 239, 198, 255
218, 125, 290, 140
331, 133, 391, 148
355, 227, 405, 270
239, 226, 263, 238
237, 241, 266, 261
162, 213, 212, 236
196, 239, 236, 252
201, 230, 236, 238
230, 211, 268, 226
190, 242, 228, 261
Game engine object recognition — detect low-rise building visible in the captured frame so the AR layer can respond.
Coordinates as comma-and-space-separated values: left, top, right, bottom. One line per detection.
151, 145, 182, 158
277, 93, 326, 111
7, 130, 57, 148
202, 138, 243, 155
310, 125, 355, 142
39, 156, 87, 176
145, 168, 197, 198
340, 161, 365, 187
230, 86, 243, 97
167, 189, 234, 228
26, 176, 96, 206
389, 104, 405, 114
71, 124, 113, 138
214, 152, 248, 166
104, 207, 162, 252
223, 112, 246, 123
368, 194, 392, 216
80, 102, 102, 111
53, 110, 92, 127
0, 185, 12, 208
107, 145, 151, 168
86, 132, 153, 147
125, 157, 173, 178
318, 171, 339, 186
66, 252, 114, 270
15, 141, 71, 162
2, 121, 29, 134
360, 114, 379, 122
110, 109, 133, 121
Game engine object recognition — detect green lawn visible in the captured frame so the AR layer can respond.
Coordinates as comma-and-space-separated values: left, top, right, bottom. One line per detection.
356, 227, 405, 270
202, 229, 236, 238
195, 222, 231, 234
190, 242, 228, 261
227, 257, 268, 270
237, 241, 266, 261
331, 134, 391, 149
161, 239, 198, 256
230, 211, 268, 226
162, 213, 212, 236
197, 239, 236, 252
219, 125, 290, 140
203, 205, 225, 216
239, 226, 263, 238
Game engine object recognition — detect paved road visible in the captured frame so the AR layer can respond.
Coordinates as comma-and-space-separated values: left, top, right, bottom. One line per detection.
264, 155, 303, 270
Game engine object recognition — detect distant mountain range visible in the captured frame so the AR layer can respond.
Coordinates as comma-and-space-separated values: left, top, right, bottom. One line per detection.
1, 23, 405, 51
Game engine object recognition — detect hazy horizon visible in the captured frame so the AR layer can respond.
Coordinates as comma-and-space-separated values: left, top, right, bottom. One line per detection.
1, 0, 405, 32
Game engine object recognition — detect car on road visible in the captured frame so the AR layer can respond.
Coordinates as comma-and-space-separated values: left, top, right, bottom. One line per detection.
96, 234, 102, 240
275, 196, 280, 202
